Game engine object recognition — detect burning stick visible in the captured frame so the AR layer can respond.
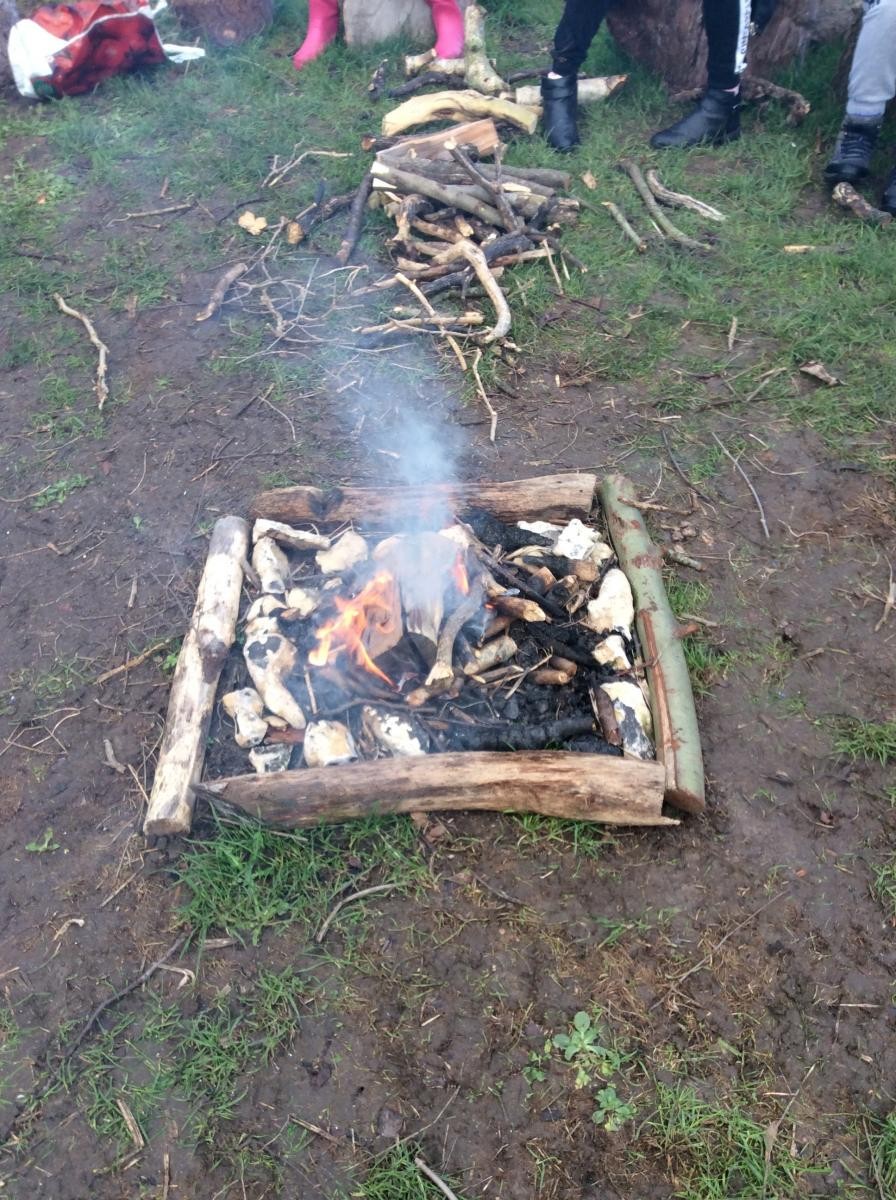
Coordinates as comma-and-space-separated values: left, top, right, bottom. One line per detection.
425, 583, 486, 691
194, 262, 248, 322
832, 183, 893, 226
144, 516, 249, 836
643, 169, 726, 223
53, 293, 110, 410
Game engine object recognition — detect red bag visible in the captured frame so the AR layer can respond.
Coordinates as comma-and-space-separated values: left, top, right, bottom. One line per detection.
14, 1, 166, 97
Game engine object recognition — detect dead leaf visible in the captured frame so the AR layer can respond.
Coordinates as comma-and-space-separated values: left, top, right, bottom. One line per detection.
237, 210, 268, 236
285, 220, 302, 245
763, 1117, 782, 1165
800, 361, 842, 387
581, 171, 598, 190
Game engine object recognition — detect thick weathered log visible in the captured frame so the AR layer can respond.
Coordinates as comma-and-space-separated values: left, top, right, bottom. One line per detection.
463, 3, 507, 96
144, 516, 249, 836
382, 90, 539, 138
203, 750, 674, 827
372, 160, 505, 227
251, 472, 598, 528
600, 474, 705, 814
375, 119, 501, 164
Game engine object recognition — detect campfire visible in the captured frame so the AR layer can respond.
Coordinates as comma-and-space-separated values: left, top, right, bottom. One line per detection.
142, 474, 704, 838
228, 502, 659, 780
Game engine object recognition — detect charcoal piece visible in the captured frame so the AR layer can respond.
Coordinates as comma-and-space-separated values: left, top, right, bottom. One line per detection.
565, 735, 624, 757
465, 508, 553, 553
449, 715, 594, 752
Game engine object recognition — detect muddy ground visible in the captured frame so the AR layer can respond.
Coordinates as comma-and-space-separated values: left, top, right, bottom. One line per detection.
2, 27, 896, 1200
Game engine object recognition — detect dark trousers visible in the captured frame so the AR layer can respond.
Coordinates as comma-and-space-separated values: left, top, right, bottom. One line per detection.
552, 0, 751, 91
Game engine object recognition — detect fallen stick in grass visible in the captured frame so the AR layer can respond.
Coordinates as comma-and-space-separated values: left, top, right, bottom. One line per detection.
335, 171, 374, 265
644, 169, 726, 223
53, 293, 110, 410
602, 200, 648, 252
194, 262, 248, 321
832, 182, 893, 226
617, 160, 713, 252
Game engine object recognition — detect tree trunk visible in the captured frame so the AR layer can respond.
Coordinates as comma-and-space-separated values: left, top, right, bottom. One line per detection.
343, 0, 473, 47
170, 0, 273, 47
203, 750, 675, 827
606, 0, 861, 93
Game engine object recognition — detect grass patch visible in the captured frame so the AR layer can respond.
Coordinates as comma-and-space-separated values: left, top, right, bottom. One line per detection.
512, 812, 617, 859
179, 814, 430, 945
647, 1082, 817, 1199
866, 1111, 896, 1195
833, 719, 896, 767
31, 473, 90, 509
71, 966, 309, 1153
871, 855, 896, 923
665, 576, 735, 696
355, 1144, 469, 1200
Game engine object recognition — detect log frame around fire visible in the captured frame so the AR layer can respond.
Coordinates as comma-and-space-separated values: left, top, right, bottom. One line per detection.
142, 472, 704, 837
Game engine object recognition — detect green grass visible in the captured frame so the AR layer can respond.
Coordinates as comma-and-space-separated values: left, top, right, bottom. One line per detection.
871, 856, 896, 923
179, 814, 429, 945
353, 1145, 470, 1200
31, 473, 90, 509
647, 1082, 817, 1199
512, 811, 617, 859
71, 965, 309, 1153
834, 719, 896, 767
665, 576, 736, 696
866, 1111, 896, 1196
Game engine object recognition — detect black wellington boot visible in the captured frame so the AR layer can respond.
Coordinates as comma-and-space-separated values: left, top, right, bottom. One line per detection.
823, 117, 881, 185
541, 74, 579, 153
882, 165, 896, 216
650, 88, 740, 150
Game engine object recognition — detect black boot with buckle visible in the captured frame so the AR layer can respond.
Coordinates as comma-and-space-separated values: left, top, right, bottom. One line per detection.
650, 88, 741, 150
541, 73, 579, 153
824, 117, 882, 185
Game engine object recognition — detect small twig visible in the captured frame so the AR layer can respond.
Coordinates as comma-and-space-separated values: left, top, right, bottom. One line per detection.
161, 1151, 171, 1200
727, 316, 738, 351
195, 262, 248, 322
395, 272, 467, 370
96, 638, 176, 685
832, 182, 893, 226
116, 1098, 145, 1150
675, 892, 785, 987
335, 172, 374, 266
470, 348, 498, 443
600, 200, 648, 252
414, 1157, 461, 1200
661, 431, 713, 504
109, 202, 193, 224
873, 564, 894, 632
743, 366, 786, 404
617, 160, 713, 252
99, 868, 141, 909
102, 738, 126, 774
644, 168, 727, 223
53, 293, 110, 410
711, 432, 770, 539
663, 545, 706, 572
314, 883, 401, 944
263, 148, 353, 189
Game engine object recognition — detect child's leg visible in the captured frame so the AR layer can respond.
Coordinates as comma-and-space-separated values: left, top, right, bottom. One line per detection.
293, 0, 339, 70
426, 0, 464, 60
846, 0, 896, 119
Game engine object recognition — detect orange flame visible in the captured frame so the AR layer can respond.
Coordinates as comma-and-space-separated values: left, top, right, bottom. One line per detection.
309, 571, 397, 685
452, 552, 470, 596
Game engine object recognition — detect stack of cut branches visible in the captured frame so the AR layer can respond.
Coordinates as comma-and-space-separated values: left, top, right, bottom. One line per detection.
355, 119, 581, 350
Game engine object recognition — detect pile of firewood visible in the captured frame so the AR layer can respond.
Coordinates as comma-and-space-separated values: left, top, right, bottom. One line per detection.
357, 117, 584, 350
